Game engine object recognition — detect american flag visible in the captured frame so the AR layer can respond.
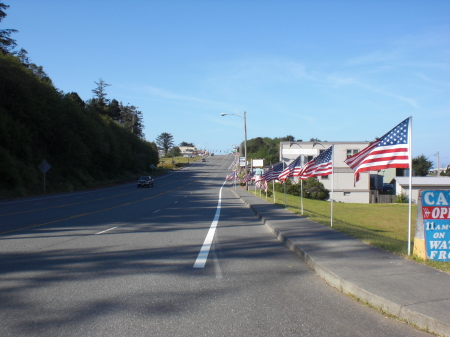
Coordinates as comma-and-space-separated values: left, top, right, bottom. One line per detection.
253, 173, 263, 182
344, 118, 410, 184
242, 171, 255, 183
298, 146, 333, 180
226, 172, 237, 181
262, 162, 285, 182
229, 154, 239, 171
278, 156, 302, 182
256, 179, 268, 191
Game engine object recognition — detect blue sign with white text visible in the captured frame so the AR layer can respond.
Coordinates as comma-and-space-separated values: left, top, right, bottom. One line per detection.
421, 190, 450, 262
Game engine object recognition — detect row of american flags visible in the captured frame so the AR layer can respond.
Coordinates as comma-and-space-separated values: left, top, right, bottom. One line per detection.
227, 117, 413, 253
227, 117, 411, 188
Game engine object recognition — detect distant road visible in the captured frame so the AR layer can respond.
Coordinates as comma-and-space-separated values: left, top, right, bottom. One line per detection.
0, 155, 428, 336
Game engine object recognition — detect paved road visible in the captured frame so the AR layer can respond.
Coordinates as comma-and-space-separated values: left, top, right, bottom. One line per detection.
0, 155, 430, 336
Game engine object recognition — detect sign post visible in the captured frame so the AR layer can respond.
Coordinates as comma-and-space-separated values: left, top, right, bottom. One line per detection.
38, 160, 51, 195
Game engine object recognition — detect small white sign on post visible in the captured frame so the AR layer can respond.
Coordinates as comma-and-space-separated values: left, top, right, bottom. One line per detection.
38, 160, 51, 173
252, 159, 264, 167
38, 160, 51, 194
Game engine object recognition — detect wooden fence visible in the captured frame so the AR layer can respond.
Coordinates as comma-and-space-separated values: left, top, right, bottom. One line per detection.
369, 191, 395, 203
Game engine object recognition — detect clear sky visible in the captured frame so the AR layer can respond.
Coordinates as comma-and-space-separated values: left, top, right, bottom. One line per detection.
4, 0, 450, 167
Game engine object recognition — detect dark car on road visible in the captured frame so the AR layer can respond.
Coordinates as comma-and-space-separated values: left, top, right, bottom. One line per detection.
137, 176, 154, 188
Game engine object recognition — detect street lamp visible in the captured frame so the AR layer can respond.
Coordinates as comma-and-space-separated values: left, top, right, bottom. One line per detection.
221, 111, 248, 187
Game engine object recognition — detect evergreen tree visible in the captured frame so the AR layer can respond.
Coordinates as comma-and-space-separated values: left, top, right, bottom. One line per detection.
179, 141, 194, 147
156, 132, 174, 155
412, 154, 433, 176
107, 99, 121, 121
66, 92, 85, 108
90, 78, 110, 113
167, 146, 181, 157
119, 102, 144, 138
0, 3, 17, 55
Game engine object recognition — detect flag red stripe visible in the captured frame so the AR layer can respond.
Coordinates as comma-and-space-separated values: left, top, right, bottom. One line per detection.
345, 141, 379, 168
355, 154, 409, 165
354, 163, 409, 174
344, 117, 410, 184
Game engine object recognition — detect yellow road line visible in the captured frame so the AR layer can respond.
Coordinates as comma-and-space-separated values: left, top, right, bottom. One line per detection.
0, 190, 141, 217
0, 180, 197, 236
0, 177, 199, 218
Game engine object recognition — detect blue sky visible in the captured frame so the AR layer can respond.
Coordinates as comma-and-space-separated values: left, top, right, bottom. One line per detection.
5, 0, 450, 167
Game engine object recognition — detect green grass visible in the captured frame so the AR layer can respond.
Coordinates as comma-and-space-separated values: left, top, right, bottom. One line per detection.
250, 190, 450, 273
157, 156, 202, 170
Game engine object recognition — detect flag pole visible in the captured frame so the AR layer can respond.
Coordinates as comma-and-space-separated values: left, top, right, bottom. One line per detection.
273, 179, 275, 203
330, 144, 334, 227
300, 155, 304, 215
408, 116, 413, 255
300, 178, 304, 215
284, 181, 286, 208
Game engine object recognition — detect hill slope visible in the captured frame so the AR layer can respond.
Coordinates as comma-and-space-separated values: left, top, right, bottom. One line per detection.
0, 54, 158, 198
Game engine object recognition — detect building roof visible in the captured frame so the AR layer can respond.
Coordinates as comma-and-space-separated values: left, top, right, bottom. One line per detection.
279, 141, 370, 144
394, 176, 450, 187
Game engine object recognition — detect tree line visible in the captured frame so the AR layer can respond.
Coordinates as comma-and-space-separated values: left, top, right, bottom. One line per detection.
0, 3, 158, 198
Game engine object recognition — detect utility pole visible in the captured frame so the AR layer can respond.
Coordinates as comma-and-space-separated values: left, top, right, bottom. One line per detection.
436, 151, 441, 177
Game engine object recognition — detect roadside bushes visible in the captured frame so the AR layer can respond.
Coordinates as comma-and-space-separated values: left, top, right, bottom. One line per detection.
302, 177, 330, 200
269, 177, 329, 201
394, 192, 409, 203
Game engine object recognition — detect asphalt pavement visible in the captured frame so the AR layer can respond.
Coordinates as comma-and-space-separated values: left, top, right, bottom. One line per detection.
231, 187, 450, 337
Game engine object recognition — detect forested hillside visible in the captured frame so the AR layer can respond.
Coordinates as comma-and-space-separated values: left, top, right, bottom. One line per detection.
246, 135, 305, 165
0, 54, 158, 198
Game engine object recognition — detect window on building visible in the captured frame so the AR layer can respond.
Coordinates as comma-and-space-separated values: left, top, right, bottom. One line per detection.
346, 149, 359, 158
344, 192, 351, 196
307, 156, 313, 162
321, 175, 329, 180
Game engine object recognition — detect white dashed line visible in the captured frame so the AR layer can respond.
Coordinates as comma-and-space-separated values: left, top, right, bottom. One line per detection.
95, 227, 118, 235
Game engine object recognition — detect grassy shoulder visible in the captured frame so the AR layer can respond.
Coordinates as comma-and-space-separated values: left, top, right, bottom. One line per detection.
157, 156, 202, 170
249, 189, 449, 273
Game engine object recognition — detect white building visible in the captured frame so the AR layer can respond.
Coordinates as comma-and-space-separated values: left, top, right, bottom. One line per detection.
280, 141, 374, 203
179, 146, 197, 156
392, 177, 450, 203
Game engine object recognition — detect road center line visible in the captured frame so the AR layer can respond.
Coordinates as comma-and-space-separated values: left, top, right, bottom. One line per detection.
95, 226, 118, 235
0, 181, 195, 236
193, 181, 225, 268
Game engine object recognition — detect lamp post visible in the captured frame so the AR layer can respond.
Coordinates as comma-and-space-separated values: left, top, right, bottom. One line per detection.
221, 111, 248, 188
169, 146, 175, 170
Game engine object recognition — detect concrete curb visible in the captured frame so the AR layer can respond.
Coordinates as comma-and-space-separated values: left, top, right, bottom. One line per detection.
231, 188, 450, 337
